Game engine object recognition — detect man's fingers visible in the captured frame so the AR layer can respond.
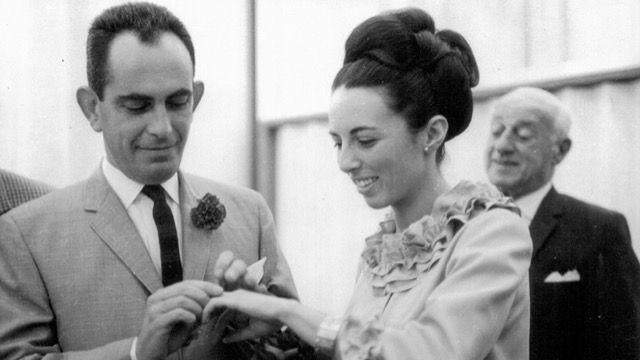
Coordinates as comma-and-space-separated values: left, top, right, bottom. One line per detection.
213, 251, 235, 284
149, 295, 205, 321
243, 273, 259, 291
148, 280, 223, 307
223, 320, 278, 343
224, 258, 248, 287
202, 297, 228, 323
161, 308, 198, 329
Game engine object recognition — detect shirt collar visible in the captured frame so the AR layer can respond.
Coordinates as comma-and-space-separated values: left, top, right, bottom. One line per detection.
514, 182, 552, 222
102, 159, 180, 208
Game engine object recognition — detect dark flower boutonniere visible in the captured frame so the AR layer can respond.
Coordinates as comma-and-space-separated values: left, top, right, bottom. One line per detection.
191, 193, 226, 230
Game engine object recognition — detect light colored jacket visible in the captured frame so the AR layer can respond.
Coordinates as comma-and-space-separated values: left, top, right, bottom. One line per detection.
0, 168, 296, 360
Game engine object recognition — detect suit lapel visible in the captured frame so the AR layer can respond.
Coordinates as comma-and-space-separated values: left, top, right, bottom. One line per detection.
179, 173, 213, 281
84, 169, 163, 294
529, 187, 563, 258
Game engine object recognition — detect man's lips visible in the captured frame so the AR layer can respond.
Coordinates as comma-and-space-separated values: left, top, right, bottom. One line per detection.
492, 158, 519, 167
138, 144, 177, 151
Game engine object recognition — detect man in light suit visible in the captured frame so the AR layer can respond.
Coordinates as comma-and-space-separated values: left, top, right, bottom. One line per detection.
485, 86, 640, 360
0, 168, 53, 215
0, 3, 296, 360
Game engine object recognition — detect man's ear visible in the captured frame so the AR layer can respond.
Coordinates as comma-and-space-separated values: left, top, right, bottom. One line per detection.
422, 115, 448, 153
76, 86, 102, 133
553, 138, 572, 164
192, 81, 205, 111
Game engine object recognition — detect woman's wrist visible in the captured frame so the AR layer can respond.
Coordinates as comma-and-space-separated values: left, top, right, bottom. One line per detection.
270, 298, 332, 347
314, 315, 342, 354
274, 297, 301, 324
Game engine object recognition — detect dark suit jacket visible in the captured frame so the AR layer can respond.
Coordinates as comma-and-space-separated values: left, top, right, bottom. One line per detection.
529, 187, 640, 360
0, 169, 53, 215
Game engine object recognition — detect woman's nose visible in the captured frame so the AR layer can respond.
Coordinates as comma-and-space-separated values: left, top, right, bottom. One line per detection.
338, 146, 360, 173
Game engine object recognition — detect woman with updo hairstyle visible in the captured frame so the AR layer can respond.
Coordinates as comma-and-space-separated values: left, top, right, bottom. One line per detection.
204, 8, 531, 359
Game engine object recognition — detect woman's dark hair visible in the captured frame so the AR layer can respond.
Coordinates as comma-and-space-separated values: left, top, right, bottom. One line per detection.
332, 8, 479, 162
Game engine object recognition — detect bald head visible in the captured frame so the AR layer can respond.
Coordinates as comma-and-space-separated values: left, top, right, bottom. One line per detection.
485, 87, 573, 199
494, 87, 572, 141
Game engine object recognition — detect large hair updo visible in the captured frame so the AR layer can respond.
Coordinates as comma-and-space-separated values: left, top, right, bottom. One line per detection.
332, 8, 479, 162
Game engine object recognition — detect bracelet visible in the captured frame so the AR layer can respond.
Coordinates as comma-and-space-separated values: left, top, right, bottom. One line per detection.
314, 315, 342, 355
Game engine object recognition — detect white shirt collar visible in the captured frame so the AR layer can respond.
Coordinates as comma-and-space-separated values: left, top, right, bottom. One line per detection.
514, 182, 552, 223
101, 159, 180, 208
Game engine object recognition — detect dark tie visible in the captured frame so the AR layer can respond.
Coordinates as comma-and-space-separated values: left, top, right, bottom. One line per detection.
142, 185, 183, 287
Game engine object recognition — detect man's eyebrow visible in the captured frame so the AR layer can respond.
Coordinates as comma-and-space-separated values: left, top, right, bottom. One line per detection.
513, 119, 538, 127
116, 93, 153, 102
115, 89, 192, 102
167, 89, 192, 98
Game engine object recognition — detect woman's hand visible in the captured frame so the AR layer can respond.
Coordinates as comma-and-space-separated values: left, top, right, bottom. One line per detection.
203, 289, 291, 324
203, 289, 290, 343
203, 288, 328, 347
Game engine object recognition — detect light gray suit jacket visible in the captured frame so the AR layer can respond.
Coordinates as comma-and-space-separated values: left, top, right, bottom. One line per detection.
0, 169, 296, 359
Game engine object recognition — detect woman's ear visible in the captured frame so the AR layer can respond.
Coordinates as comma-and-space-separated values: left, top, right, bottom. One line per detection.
421, 115, 448, 153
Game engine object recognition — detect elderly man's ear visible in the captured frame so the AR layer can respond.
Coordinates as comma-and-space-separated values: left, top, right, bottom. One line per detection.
76, 86, 102, 133
553, 138, 572, 165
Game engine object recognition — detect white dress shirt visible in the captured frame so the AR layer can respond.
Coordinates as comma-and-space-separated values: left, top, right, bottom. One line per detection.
101, 159, 183, 275
513, 182, 552, 225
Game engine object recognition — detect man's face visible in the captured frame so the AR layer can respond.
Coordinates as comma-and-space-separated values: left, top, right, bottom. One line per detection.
485, 100, 559, 199
92, 31, 202, 184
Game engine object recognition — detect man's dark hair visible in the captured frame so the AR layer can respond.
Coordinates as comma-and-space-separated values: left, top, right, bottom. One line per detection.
86, 2, 195, 99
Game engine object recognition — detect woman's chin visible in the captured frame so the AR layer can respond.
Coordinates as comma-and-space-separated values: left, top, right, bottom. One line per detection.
363, 195, 388, 210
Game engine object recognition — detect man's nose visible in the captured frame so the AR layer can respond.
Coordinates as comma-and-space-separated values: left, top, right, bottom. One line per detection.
337, 145, 360, 173
493, 132, 515, 154
146, 106, 173, 137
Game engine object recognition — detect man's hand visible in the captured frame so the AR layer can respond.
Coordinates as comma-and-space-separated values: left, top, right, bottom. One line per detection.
213, 250, 262, 291
210, 251, 279, 342
136, 280, 222, 360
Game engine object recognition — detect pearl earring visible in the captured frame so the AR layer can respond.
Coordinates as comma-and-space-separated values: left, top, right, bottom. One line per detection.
424, 145, 430, 153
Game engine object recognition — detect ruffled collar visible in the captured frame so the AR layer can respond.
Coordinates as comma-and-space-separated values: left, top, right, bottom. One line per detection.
361, 181, 519, 296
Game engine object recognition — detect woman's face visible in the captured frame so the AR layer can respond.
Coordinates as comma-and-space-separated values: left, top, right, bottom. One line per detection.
328, 86, 428, 210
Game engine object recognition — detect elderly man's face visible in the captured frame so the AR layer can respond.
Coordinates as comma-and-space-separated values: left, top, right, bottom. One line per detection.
485, 101, 559, 199
92, 31, 203, 184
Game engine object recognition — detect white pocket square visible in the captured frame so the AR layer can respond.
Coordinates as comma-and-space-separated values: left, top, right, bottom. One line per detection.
544, 269, 580, 283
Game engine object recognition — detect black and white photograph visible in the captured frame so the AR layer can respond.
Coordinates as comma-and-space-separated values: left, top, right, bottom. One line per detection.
1, 1, 639, 359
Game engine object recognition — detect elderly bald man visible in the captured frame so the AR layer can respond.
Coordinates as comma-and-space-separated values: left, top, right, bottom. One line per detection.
485, 86, 640, 360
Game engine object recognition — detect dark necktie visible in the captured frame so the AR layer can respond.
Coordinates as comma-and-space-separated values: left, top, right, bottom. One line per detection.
142, 184, 183, 287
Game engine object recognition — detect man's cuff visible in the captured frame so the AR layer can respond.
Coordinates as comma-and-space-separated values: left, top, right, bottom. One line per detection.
129, 337, 138, 360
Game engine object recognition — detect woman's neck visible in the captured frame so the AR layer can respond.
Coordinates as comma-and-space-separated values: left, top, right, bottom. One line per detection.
393, 174, 450, 232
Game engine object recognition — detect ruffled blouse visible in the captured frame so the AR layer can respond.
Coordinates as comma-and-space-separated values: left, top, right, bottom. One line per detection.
332, 181, 528, 360
360, 181, 519, 296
